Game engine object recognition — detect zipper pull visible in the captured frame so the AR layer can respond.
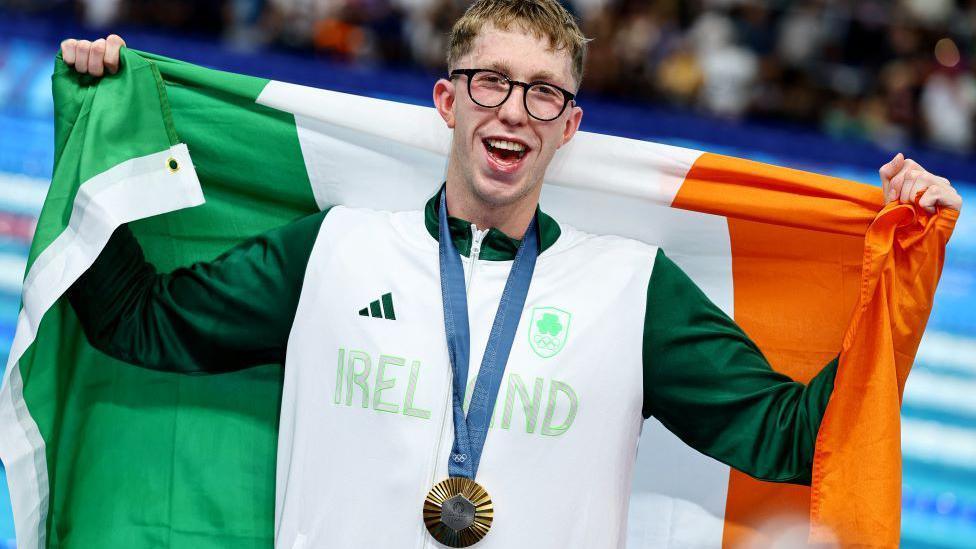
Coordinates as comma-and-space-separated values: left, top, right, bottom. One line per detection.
470, 225, 485, 260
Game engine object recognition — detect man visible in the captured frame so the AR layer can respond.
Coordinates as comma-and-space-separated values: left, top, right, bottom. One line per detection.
60, 1, 961, 547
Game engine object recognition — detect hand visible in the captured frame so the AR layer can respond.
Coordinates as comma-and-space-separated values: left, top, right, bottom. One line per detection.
60, 34, 126, 77
879, 153, 963, 213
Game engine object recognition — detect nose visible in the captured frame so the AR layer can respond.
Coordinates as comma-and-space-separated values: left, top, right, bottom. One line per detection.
497, 85, 529, 126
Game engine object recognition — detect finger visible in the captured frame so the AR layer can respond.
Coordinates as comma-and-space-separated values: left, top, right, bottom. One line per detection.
935, 186, 963, 212
879, 153, 903, 200
888, 158, 920, 203
74, 40, 92, 73
105, 34, 125, 74
88, 39, 106, 77
61, 39, 77, 65
888, 167, 907, 203
947, 188, 963, 211
900, 170, 926, 205
917, 185, 944, 214
917, 184, 961, 213
930, 175, 952, 189
914, 171, 963, 212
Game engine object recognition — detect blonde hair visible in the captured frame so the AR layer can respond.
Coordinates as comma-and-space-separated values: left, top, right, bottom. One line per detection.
447, 0, 589, 87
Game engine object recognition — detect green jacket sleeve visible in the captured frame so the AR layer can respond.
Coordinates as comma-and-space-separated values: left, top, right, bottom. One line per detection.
642, 248, 837, 485
68, 209, 330, 373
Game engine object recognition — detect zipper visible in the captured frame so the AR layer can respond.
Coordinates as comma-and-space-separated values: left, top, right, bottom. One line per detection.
424, 224, 486, 548
467, 225, 486, 294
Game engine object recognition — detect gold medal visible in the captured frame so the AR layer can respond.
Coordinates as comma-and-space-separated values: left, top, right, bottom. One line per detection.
423, 477, 493, 547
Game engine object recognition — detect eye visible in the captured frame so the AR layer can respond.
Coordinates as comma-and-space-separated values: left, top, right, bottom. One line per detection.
475, 73, 507, 87
531, 84, 560, 98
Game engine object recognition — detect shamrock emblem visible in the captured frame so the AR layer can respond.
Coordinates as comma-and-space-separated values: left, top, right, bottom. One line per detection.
536, 313, 564, 336
529, 307, 571, 358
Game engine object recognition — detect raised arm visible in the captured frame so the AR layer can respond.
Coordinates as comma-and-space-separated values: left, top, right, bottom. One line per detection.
59, 33, 329, 373
68, 211, 328, 373
641, 248, 837, 485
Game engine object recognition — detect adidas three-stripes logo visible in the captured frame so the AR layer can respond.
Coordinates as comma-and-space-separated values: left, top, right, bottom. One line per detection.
359, 292, 396, 320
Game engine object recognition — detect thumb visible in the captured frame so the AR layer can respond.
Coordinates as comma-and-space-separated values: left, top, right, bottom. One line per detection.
879, 153, 904, 183
879, 153, 904, 201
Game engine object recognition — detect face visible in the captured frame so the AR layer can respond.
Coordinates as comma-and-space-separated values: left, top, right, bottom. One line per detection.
433, 24, 584, 212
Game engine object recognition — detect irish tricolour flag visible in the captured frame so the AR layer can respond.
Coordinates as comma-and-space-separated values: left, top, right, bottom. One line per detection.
0, 49, 956, 548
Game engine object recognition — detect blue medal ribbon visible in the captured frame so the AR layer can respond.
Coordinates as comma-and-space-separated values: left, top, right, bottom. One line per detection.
438, 189, 539, 479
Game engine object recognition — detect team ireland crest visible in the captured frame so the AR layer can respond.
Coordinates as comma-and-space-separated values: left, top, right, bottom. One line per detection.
528, 307, 571, 358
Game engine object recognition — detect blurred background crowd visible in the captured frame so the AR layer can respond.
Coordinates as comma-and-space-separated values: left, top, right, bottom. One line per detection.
6, 0, 976, 154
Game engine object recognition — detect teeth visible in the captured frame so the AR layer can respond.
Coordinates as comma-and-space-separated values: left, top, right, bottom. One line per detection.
486, 138, 526, 153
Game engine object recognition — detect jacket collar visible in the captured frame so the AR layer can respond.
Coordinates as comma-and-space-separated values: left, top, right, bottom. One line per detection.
422, 189, 560, 261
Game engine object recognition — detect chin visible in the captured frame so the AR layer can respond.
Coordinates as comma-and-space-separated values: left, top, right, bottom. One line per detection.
470, 174, 533, 208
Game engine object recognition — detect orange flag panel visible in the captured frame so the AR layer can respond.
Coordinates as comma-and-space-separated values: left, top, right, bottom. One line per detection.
673, 153, 957, 547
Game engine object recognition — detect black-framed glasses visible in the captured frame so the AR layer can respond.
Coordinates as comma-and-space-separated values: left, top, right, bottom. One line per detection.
450, 68, 576, 122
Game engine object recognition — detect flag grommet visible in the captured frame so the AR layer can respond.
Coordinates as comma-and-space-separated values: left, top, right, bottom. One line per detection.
167, 157, 180, 173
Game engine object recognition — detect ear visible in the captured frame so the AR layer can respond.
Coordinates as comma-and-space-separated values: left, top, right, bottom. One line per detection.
558, 103, 583, 148
433, 78, 457, 129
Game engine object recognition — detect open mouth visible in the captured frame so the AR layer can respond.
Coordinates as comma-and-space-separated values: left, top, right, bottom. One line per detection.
483, 138, 529, 169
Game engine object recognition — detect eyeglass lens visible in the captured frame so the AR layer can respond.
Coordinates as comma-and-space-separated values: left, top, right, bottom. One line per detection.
469, 72, 566, 120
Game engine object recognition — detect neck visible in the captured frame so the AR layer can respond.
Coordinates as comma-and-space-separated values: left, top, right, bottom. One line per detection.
444, 181, 539, 239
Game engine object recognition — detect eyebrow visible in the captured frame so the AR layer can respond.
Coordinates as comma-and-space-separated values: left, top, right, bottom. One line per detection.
484, 61, 561, 85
